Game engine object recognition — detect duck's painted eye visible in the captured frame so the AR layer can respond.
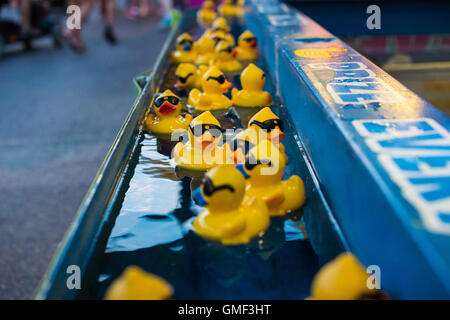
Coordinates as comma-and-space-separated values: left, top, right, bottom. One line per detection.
189, 124, 223, 137
177, 73, 194, 84
154, 96, 179, 107
202, 176, 235, 196
249, 119, 285, 132
261, 73, 266, 80
244, 154, 272, 170
206, 75, 226, 84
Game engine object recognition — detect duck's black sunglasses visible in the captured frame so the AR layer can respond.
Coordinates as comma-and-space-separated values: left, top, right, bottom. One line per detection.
243, 37, 256, 43
202, 176, 235, 196
249, 119, 284, 132
177, 73, 194, 84
154, 96, 179, 107
231, 139, 255, 155
206, 75, 226, 84
244, 153, 272, 171
189, 124, 224, 137
178, 39, 193, 46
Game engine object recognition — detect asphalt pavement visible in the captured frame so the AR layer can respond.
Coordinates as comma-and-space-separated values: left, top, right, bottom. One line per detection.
0, 11, 168, 299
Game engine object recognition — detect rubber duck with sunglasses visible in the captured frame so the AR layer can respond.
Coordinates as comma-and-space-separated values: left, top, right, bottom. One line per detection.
209, 40, 242, 72
145, 90, 193, 135
188, 66, 233, 111
233, 30, 259, 61
191, 165, 270, 245
173, 111, 234, 171
171, 33, 197, 63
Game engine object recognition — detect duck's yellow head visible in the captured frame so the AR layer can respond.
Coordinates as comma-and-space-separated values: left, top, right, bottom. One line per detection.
238, 30, 257, 49
215, 40, 234, 60
230, 129, 257, 164
175, 63, 198, 87
195, 35, 216, 54
236, 140, 285, 185
189, 111, 223, 150
309, 253, 376, 300
248, 107, 285, 143
153, 89, 182, 117
193, 165, 245, 210
211, 30, 228, 45
240, 63, 266, 91
201, 66, 232, 94
202, 0, 215, 10
212, 17, 230, 33
176, 33, 194, 52
104, 266, 173, 300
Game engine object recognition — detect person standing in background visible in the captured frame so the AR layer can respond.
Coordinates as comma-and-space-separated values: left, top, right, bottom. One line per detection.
66, 0, 118, 53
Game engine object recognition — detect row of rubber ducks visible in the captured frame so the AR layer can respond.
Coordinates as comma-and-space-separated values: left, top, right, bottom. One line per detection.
171, 18, 259, 68
105, 253, 389, 300
197, 0, 244, 25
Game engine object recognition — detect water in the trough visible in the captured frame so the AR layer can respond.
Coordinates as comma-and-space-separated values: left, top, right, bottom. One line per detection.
93, 19, 321, 300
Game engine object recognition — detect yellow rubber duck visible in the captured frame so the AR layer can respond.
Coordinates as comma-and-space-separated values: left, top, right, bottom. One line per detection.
173, 111, 234, 171
188, 66, 232, 111
233, 30, 259, 61
218, 0, 243, 18
308, 253, 387, 300
212, 17, 231, 34
209, 40, 242, 72
194, 35, 217, 65
248, 107, 285, 150
171, 33, 196, 63
197, 0, 216, 27
236, 140, 305, 216
192, 165, 270, 245
104, 266, 173, 300
231, 64, 272, 107
175, 63, 208, 89
145, 90, 193, 134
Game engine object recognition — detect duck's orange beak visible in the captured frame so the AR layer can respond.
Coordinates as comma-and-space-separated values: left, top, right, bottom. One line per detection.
267, 129, 285, 143
233, 149, 245, 164
199, 131, 215, 149
221, 80, 232, 93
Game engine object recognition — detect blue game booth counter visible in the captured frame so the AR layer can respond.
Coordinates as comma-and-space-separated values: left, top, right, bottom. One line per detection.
35, 0, 450, 300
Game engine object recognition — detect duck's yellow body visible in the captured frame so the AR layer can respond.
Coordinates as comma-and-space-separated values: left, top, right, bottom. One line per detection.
145, 90, 192, 134
197, 0, 216, 26
234, 30, 259, 61
308, 253, 376, 300
231, 64, 272, 107
171, 33, 196, 63
194, 36, 217, 65
188, 66, 233, 110
173, 111, 234, 171
192, 166, 270, 245
209, 40, 242, 72
104, 266, 173, 300
236, 141, 304, 216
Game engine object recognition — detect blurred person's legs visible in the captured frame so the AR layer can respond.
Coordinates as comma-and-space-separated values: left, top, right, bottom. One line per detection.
66, 0, 86, 52
101, 0, 117, 44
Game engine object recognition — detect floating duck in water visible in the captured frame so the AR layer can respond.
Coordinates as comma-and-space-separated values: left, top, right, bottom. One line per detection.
218, 0, 243, 18
104, 266, 173, 300
233, 30, 259, 61
175, 63, 208, 89
145, 90, 192, 135
192, 165, 270, 245
210, 29, 235, 47
236, 140, 305, 216
197, 0, 216, 27
308, 253, 389, 300
209, 40, 242, 72
171, 33, 196, 63
173, 111, 233, 171
194, 35, 217, 65
231, 64, 272, 107
188, 66, 232, 111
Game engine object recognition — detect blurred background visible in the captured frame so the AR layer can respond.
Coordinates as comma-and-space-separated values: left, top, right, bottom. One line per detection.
0, 0, 196, 299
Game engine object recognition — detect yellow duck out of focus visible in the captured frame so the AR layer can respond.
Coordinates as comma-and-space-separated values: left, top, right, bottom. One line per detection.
308, 253, 388, 300
218, 0, 243, 18
231, 63, 272, 107
145, 90, 192, 135
171, 33, 196, 63
194, 35, 217, 65
173, 111, 233, 171
175, 63, 208, 89
188, 66, 233, 110
233, 30, 259, 61
236, 140, 305, 216
104, 266, 173, 300
197, 0, 217, 27
210, 40, 242, 72
210, 29, 235, 47
192, 165, 270, 245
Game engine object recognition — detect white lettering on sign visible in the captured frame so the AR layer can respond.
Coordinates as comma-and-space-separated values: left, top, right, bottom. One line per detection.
353, 118, 450, 234
309, 61, 404, 104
